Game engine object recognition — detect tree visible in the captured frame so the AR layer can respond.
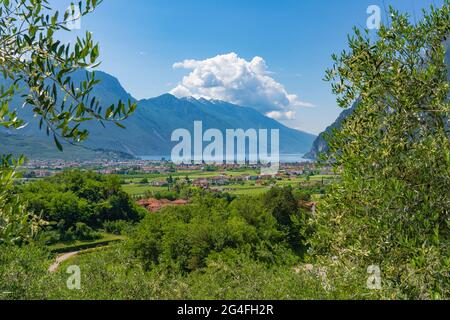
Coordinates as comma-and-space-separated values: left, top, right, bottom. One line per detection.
19, 170, 144, 237
311, 2, 450, 298
262, 186, 298, 227
0, 0, 136, 243
262, 186, 308, 251
166, 175, 174, 191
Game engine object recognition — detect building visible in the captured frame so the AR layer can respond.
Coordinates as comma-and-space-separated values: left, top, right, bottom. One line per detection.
193, 178, 209, 188
150, 180, 167, 187
137, 198, 189, 213
209, 176, 230, 186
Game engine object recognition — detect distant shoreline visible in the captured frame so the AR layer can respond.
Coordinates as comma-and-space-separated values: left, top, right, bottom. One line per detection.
139, 154, 313, 163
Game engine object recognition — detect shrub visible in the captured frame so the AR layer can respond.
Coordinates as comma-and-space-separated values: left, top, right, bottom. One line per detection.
0, 245, 55, 300
17, 171, 145, 240
129, 193, 305, 273
103, 220, 131, 235
72, 223, 101, 241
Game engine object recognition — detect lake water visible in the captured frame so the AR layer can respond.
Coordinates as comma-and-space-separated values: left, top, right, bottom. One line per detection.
139, 154, 312, 163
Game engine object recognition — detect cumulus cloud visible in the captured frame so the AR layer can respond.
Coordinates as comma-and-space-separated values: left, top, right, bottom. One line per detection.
170, 53, 313, 120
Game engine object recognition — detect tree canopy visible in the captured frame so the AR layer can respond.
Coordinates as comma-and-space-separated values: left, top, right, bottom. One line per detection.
313, 2, 450, 299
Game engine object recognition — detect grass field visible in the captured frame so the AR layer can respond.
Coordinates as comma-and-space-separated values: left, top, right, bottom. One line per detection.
219, 185, 270, 196
122, 169, 260, 183
122, 169, 262, 196
122, 184, 166, 196
122, 173, 337, 197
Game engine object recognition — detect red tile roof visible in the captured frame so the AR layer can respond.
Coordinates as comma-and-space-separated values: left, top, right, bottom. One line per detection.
137, 198, 189, 212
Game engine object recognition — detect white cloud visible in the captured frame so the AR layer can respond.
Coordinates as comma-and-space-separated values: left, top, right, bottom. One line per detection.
266, 110, 296, 121
170, 53, 313, 119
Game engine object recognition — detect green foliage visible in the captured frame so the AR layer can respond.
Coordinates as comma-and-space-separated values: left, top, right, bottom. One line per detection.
0, 0, 136, 146
293, 185, 326, 201
0, 155, 43, 244
149, 190, 178, 201
0, 239, 383, 300
18, 170, 144, 243
129, 192, 303, 273
0, 244, 53, 300
0, 0, 136, 247
263, 186, 298, 226
263, 186, 309, 252
72, 222, 100, 241
0, 244, 379, 300
103, 220, 131, 235
1, 0, 448, 302
314, 2, 450, 299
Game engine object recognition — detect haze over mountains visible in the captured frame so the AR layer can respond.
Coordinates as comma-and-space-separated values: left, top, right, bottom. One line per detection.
1, 71, 317, 160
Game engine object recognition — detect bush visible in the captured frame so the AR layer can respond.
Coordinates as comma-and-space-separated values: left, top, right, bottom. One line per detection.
72, 223, 101, 241
129, 193, 304, 273
103, 220, 131, 235
17, 170, 144, 241
0, 245, 55, 300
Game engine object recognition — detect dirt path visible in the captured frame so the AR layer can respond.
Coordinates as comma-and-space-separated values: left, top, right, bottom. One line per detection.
48, 252, 79, 273
48, 239, 123, 273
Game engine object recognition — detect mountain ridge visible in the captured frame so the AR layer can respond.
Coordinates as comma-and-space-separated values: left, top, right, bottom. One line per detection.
1, 71, 317, 160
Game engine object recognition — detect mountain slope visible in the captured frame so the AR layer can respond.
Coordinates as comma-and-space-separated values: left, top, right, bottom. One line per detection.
0, 129, 133, 161
79, 93, 317, 156
1, 71, 316, 159
304, 103, 357, 159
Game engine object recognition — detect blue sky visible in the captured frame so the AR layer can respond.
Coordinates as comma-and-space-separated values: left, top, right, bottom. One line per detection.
56, 0, 444, 134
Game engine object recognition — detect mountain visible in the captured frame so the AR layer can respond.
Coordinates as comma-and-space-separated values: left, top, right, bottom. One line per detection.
1, 71, 316, 159
305, 40, 450, 160
304, 103, 357, 159
0, 130, 134, 161
104, 94, 316, 156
